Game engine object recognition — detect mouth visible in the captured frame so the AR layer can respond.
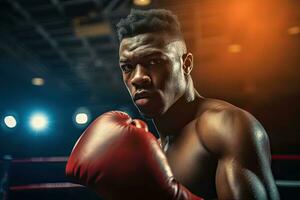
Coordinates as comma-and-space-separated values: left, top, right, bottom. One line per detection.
133, 90, 152, 106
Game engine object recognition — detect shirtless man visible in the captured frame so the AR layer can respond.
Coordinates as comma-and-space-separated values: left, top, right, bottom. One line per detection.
66, 9, 279, 200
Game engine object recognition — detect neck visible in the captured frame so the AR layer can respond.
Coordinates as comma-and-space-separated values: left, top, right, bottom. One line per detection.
153, 82, 204, 146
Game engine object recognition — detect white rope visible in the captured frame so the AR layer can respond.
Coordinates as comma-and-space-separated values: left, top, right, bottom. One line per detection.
10, 182, 84, 191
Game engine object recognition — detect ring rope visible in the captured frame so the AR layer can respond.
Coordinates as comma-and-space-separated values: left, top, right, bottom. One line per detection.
8, 180, 300, 191
9, 182, 84, 191
1, 155, 300, 164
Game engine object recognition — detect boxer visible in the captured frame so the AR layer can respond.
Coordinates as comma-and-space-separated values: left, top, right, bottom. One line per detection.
67, 9, 279, 200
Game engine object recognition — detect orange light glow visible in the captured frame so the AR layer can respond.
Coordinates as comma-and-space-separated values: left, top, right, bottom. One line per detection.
228, 44, 242, 53
288, 26, 300, 35
133, 0, 151, 6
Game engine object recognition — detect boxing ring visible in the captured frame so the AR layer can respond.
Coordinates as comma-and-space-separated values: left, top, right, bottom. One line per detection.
0, 154, 299, 199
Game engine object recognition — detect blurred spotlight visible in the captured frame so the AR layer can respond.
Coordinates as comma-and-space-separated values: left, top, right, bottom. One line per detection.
288, 26, 300, 35
75, 113, 88, 125
73, 107, 91, 127
133, 0, 151, 6
228, 44, 242, 53
32, 77, 45, 86
30, 113, 48, 131
4, 116, 17, 128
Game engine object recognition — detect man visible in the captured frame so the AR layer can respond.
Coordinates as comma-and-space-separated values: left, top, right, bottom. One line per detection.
66, 9, 279, 200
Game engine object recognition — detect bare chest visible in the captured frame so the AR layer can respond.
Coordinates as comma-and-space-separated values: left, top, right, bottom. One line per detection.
164, 124, 217, 198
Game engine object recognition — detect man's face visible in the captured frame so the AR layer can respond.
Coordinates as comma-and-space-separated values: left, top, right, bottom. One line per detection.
119, 33, 187, 118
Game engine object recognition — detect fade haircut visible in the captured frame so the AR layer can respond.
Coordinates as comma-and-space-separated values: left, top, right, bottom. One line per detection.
116, 9, 183, 42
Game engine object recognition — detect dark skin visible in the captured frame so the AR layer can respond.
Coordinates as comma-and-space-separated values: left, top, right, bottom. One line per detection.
119, 32, 280, 200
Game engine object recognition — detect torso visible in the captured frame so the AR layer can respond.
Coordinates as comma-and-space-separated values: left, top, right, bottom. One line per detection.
162, 98, 235, 199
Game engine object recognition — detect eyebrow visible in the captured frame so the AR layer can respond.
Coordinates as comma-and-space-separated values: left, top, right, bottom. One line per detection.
119, 49, 166, 63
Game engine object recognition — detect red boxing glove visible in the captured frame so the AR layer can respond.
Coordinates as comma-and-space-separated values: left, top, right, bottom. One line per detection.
66, 111, 203, 200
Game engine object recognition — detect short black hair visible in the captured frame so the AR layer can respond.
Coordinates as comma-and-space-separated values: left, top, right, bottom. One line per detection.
116, 9, 183, 42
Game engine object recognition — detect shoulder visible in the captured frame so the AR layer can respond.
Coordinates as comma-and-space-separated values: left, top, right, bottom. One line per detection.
195, 98, 270, 158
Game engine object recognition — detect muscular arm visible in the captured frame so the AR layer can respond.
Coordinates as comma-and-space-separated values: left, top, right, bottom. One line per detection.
199, 107, 279, 200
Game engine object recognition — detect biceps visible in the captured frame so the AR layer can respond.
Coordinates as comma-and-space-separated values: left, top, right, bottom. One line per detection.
215, 158, 268, 200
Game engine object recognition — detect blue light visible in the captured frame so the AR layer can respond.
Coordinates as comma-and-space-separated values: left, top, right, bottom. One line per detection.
73, 107, 91, 127
29, 113, 48, 131
75, 113, 88, 125
4, 115, 17, 128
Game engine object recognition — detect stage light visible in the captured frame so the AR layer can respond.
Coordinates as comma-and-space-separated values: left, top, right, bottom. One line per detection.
288, 26, 300, 35
133, 0, 151, 6
4, 116, 17, 128
73, 107, 91, 127
30, 113, 48, 131
75, 113, 88, 125
32, 77, 45, 86
228, 44, 242, 53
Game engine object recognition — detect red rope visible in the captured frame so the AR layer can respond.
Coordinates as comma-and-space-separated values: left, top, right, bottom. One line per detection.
271, 154, 300, 160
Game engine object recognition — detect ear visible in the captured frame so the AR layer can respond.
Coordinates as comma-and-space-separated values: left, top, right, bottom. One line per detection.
182, 53, 193, 75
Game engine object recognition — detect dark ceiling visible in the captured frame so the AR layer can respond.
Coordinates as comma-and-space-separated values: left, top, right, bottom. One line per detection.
0, 0, 133, 105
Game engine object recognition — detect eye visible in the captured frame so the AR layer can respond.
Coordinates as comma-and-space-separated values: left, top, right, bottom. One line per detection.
148, 58, 163, 66
120, 64, 134, 73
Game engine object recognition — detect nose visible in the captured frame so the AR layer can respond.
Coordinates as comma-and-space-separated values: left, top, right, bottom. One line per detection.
130, 64, 151, 88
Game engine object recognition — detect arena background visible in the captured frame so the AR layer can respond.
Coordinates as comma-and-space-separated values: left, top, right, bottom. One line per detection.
0, 0, 299, 199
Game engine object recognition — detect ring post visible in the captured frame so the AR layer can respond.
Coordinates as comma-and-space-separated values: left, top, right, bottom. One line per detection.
0, 155, 12, 200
